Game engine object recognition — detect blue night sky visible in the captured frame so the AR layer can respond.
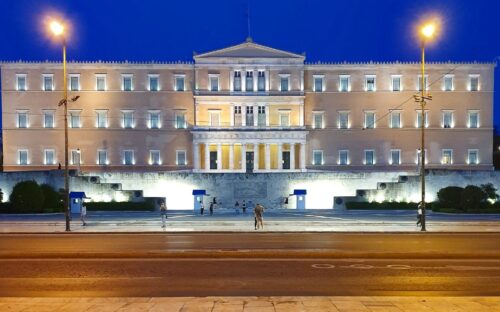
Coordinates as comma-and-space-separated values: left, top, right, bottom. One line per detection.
0, 0, 499, 128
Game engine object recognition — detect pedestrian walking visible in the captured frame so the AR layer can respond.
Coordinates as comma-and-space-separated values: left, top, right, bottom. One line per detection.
209, 201, 214, 216
416, 202, 423, 228
160, 202, 167, 228
242, 200, 247, 214
254, 203, 265, 230
80, 201, 87, 226
234, 201, 240, 214
200, 200, 205, 215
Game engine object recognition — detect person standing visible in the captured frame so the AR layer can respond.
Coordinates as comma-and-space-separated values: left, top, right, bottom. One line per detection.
160, 202, 167, 228
242, 200, 247, 214
234, 201, 240, 215
80, 201, 87, 226
209, 201, 214, 216
200, 200, 205, 216
254, 203, 265, 230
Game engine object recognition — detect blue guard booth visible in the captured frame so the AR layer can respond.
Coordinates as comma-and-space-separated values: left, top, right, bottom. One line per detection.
192, 190, 209, 212
69, 192, 87, 213
292, 189, 307, 210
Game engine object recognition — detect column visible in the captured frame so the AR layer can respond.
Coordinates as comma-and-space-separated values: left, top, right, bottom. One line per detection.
299, 103, 304, 126
229, 144, 234, 170
205, 143, 210, 171
277, 143, 283, 170
241, 104, 246, 126
193, 142, 200, 170
253, 104, 258, 126
253, 70, 258, 91
265, 105, 270, 126
241, 144, 247, 172
254, 143, 259, 171
265, 143, 271, 170
290, 143, 295, 170
217, 143, 222, 170
241, 71, 246, 92
300, 143, 306, 170
230, 106, 234, 126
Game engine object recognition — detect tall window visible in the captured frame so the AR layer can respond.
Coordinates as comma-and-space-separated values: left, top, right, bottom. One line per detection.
257, 71, 265, 91
69, 111, 81, 128
416, 111, 429, 128
18, 150, 28, 165
246, 71, 254, 91
149, 75, 159, 91
417, 75, 428, 91
364, 112, 375, 129
313, 75, 324, 92
338, 150, 349, 165
338, 111, 349, 129
365, 75, 376, 91
16, 74, 27, 91
69, 74, 80, 91
96, 74, 106, 91
390, 111, 401, 128
444, 75, 454, 91
44, 149, 55, 165
391, 75, 401, 91
468, 149, 479, 165
122, 74, 133, 91
469, 75, 479, 91
364, 150, 375, 165
280, 75, 289, 92
71, 150, 81, 166
246, 106, 254, 126
43, 111, 55, 128
209, 111, 220, 126
442, 149, 453, 164
176, 150, 187, 165
234, 106, 242, 126
17, 111, 28, 128
233, 71, 241, 91
122, 111, 134, 129
150, 150, 161, 165
175, 112, 186, 129
313, 150, 323, 165
175, 75, 185, 91
442, 111, 454, 128
279, 112, 290, 127
390, 149, 401, 165
313, 112, 324, 129
258, 106, 266, 126
468, 111, 479, 128
209, 75, 219, 91
123, 150, 134, 165
149, 111, 161, 129
339, 75, 350, 92
97, 150, 108, 165
43, 74, 54, 91
96, 111, 108, 128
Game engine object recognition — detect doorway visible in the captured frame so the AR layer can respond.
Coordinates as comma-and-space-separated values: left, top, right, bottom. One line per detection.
246, 152, 254, 173
282, 151, 290, 169
210, 151, 217, 170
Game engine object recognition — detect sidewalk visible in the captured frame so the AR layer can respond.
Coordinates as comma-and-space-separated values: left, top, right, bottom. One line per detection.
1, 296, 499, 311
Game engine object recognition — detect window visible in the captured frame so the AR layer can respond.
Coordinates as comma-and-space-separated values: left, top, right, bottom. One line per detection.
364, 150, 375, 165
279, 112, 290, 127
150, 150, 161, 165
69, 74, 80, 91
416, 110, 429, 128
312, 150, 323, 165
364, 111, 375, 129
468, 149, 479, 165
146, 111, 160, 129
17, 111, 28, 128
234, 106, 242, 126
69, 111, 81, 128
246, 106, 254, 126
313, 75, 324, 92
176, 150, 187, 165
209, 111, 220, 126
338, 150, 349, 165
391, 75, 401, 91
417, 75, 428, 91
209, 75, 219, 91
18, 150, 28, 165
245, 71, 254, 91
442, 111, 454, 128
44, 149, 55, 165
149, 75, 159, 91
96, 110, 108, 128
175, 75, 185, 91
257, 105, 266, 126
43, 74, 54, 91
280, 75, 289, 92
468, 111, 479, 128
122, 74, 133, 91
443, 75, 454, 91
365, 75, 376, 92
442, 149, 453, 164
71, 150, 81, 165
469, 75, 480, 91
175, 112, 186, 129
416, 149, 427, 166
313, 112, 324, 129
390, 149, 401, 165
97, 150, 108, 165
123, 150, 135, 165
339, 75, 350, 92
233, 71, 241, 91
338, 111, 349, 129
16, 74, 27, 91
43, 111, 55, 128
96, 74, 106, 91
257, 71, 265, 91
122, 111, 134, 129
390, 111, 401, 128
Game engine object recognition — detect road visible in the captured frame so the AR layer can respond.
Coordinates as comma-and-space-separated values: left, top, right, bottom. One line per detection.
0, 233, 499, 297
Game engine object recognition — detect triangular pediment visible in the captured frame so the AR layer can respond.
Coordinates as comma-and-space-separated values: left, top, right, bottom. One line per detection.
194, 39, 304, 61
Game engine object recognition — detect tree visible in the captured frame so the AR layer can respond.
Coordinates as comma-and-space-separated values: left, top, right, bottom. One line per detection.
9, 181, 44, 213
480, 183, 499, 203
460, 185, 487, 211
40, 184, 63, 213
437, 186, 463, 209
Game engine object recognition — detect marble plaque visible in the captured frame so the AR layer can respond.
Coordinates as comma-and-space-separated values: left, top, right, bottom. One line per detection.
234, 182, 267, 199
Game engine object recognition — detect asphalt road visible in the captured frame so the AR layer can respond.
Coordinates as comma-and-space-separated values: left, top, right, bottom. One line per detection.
1, 233, 499, 297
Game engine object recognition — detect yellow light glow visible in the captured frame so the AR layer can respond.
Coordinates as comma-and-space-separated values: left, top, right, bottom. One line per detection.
421, 24, 435, 38
49, 21, 64, 36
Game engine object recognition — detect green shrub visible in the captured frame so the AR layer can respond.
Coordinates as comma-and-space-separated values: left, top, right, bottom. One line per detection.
346, 201, 417, 210
437, 186, 464, 209
40, 184, 64, 213
460, 185, 487, 211
480, 183, 499, 202
86, 201, 154, 211
9, 181, 44, 213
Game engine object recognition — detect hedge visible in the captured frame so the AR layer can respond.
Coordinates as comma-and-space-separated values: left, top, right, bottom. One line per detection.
346, 201, 417, 210
85, 201, 154, 211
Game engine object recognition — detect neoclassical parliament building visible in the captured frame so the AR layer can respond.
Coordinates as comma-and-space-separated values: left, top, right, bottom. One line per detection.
1, 39, 495, 175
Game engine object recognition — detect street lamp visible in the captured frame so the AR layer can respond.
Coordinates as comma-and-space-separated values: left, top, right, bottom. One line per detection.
414, 22, 436, 232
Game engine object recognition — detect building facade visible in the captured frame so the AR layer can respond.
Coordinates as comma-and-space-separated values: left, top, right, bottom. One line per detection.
1, 40, 495, 174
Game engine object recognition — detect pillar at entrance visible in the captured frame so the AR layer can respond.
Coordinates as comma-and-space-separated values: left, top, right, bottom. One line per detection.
205, 143, 210, 171
229, 144, 234, 170
265, 143, 271, 170
193, 143, 200, 169
217, 143, 222, 170
241, 144, 247, 172
290, 143, 296, 170
278, 143, 283, 170
300, 143, 306, 170
254, 143, 259, 170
